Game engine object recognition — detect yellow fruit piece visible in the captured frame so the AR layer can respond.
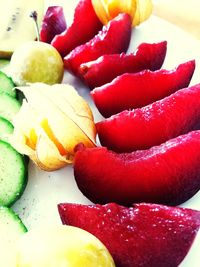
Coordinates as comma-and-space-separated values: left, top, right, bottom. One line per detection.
10, 83, 96, 171
40, 119, 67, 156
28, 129, 38, 150
15, 226, 115, 267
11, 131, 34, 156
92, 0, 152, 26
10, 105, 69, 170
132, 0, 153, 26
10, 101, 39, 154
35, 134, 69, 172
107, 0, 136, 20
19, 84, 95, 153
32, 83, 96, 145
9, 41, 64, 86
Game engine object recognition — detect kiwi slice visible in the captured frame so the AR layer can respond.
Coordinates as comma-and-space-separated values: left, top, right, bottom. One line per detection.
0, 0, 44, 58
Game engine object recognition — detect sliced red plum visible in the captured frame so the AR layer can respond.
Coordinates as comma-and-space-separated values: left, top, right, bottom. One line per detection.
51, 0, 102, 57
91, 60, 195, 117
64, 13, 132, 75
79, 41, 167, 88
74, 131, 200, 206
40, 6, 67, 44
58, 202, 200, 267
97, 83, 200, 152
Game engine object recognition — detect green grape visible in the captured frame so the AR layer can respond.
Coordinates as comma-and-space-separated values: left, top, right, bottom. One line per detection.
9, 41, 64, 86
16, 225, 116, 267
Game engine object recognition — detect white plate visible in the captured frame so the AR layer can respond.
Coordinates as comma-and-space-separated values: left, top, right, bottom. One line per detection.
13, 1, 200, 266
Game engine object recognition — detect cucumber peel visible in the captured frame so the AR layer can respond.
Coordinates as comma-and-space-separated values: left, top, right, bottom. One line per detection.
0, 140, 28, 206
0, 71, 16, 97
0, 92, 20, 121
0, 116, 13, 142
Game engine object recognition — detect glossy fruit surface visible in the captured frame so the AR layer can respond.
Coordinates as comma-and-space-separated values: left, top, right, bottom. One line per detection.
58, 202, 200, 267
9, 41, 64, 86
74, 131, 200, 205
51, 0, 102, 57
64, 13, 132, 74
40, 6, 67, 44
91, 60, 195, 117
16, 225, 115, 267
97, 83, 200, 152
80, 41, 167, 88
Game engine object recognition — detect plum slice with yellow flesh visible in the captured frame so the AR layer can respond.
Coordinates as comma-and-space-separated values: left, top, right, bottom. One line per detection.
51, 0, 102, 57
79, 41, 167, 88
64, 13, 132, 75
97, 83, 200, 152
40, 6, 67, 44
58, 202, 200, 267
73, 131, 200, 205
91, 60, 195, 117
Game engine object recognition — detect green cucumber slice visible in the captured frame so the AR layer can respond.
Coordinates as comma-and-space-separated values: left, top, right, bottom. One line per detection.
0, 206, 27, 267
0, 92, 20, 121
0, 116, 13, 142
0, 71, 16, 97
0, 140, 28, 206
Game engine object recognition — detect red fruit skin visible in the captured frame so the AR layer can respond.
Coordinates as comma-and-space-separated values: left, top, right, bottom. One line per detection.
40, 6, 67, 44
91, 60, 195, 117
74, 131, 200, 205
97, 83, 200, 152
64, 13, 132, 74
51, 0, 102, 57
58, 202, 200, 267
79, 41, 167, 88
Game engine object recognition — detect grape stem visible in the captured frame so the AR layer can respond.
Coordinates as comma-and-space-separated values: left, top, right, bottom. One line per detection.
30, 11, 40, 42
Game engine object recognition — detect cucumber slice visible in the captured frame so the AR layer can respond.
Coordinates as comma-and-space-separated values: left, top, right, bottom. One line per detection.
0, 71, 16, 97
0, 140, 28, 206
0, 92, 20, 121
0, 116, 13, 142
0, 206, 27, 267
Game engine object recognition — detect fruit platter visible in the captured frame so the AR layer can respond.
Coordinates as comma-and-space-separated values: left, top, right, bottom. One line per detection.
1, 0, 200, 266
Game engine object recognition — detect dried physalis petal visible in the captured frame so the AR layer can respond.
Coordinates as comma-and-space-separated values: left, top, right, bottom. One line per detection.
10, 83, 96, 171
132, 0, 153, 26
92, 0, 152, 26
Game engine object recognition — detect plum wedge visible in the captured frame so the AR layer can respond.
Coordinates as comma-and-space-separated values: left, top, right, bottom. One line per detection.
64, 13, 132, 75
58, 202, 200, 267
91, 60, 195, 117
97, 83, 200, 152
74, 131, 200, 205
51, 0, 102, 57
40, 6, 67, 44
79, 41, 167, 88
